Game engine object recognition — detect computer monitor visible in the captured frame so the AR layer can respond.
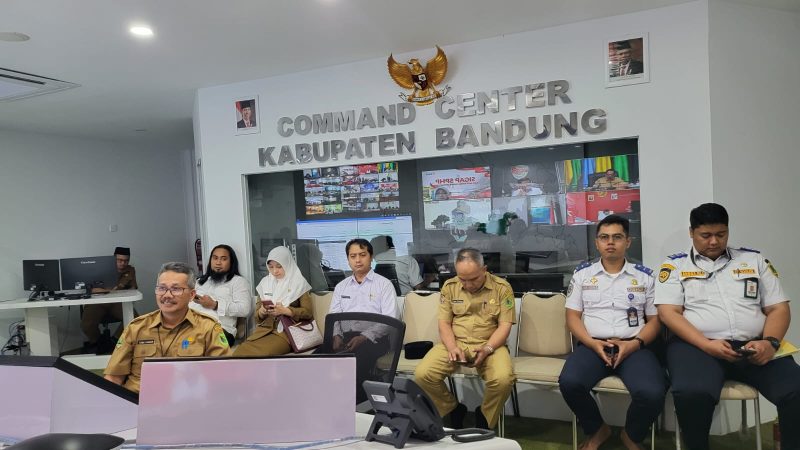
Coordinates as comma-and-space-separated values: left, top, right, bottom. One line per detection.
60, 256, 117, 291
22, 260, 61, 292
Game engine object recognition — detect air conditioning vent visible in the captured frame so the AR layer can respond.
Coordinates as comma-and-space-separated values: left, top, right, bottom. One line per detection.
0, 67, 79, 101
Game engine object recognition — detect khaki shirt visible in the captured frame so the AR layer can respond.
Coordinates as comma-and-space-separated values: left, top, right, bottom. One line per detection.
115, 265, 138, 290
104, 308, 230, 393
438, 273, 516, 345
592, 177, 627, 190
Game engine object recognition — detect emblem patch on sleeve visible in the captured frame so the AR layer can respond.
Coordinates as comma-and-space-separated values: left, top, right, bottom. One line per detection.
658, 264, 675, 283
503, 297, 513, 309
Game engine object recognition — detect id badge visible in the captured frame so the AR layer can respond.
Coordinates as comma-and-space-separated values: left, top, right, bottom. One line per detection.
744, 278, 759, 299
626, 307, 639, 327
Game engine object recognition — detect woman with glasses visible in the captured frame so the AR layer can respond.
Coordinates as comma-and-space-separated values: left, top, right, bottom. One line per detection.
233, 246, 314, 356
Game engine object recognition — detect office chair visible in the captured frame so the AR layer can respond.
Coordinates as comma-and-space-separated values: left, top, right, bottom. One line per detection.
374, 263, 402, 296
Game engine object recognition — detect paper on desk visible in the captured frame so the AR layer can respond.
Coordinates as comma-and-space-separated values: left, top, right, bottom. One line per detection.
773, 340, 799, 359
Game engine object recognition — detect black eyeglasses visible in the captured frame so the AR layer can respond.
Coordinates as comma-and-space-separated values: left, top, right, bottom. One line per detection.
155, 286, 189, 296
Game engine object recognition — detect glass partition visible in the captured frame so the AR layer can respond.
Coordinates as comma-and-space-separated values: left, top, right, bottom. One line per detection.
246, 138, 641, 295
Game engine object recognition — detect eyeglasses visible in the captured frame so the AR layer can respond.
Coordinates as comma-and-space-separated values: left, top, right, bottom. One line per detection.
155, 286, 189, 296
597, 233, 627, 243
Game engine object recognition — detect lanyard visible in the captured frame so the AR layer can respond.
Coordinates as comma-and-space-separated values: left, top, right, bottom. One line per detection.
688, 248, 732, 279
157, 321, 187, 356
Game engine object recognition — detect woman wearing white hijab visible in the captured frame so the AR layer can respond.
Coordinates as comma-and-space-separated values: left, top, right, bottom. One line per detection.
233, 246, 313, 356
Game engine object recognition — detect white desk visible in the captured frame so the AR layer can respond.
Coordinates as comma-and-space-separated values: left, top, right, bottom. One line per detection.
111, 413, 521, 449
0, 290, 142, 356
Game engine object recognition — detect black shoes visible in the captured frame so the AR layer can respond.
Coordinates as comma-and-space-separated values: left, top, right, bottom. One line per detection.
475, 406, 489, 429
447, 403, 467, 429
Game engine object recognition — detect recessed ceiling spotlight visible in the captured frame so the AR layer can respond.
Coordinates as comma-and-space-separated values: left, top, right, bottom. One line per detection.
0, 32, 31, 42
129, 26, 154, 37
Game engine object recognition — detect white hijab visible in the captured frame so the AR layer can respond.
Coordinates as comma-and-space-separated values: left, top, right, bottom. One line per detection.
255, 246, 312, 306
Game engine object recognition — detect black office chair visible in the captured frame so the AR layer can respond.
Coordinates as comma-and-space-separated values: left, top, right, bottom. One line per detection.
7, 433, 124, 450
320, 312, 406, 407
374, 263, 402, 296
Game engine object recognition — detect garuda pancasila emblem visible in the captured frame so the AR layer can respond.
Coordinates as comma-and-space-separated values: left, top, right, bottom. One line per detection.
387, 45, 450, 106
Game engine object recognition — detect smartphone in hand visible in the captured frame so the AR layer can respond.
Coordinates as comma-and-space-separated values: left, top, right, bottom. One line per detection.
261, 299, 275, 310
736, 347, 756, 357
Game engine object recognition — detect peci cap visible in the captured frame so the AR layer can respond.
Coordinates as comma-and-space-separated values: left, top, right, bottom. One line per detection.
239, 99, 254, 110
114, 247, 131, 256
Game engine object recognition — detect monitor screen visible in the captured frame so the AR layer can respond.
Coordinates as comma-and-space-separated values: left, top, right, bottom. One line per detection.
421, 167, 492, 237
302, 162, 399, 216
60, 256, 117, 290
22, 260, 60, 292
296, 216, 413, 271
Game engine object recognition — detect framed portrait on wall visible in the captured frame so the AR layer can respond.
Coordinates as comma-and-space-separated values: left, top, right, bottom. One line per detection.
234, 96, 260, 135
605, 33, 649, 88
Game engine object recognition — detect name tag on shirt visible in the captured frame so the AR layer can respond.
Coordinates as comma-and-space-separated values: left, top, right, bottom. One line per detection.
627, 287, 646, 293
341, 295, 351, 299
732, 268, 757, 279
451, 299, 464, 304
137, 339, 155, 345
582, 285, 599, 290
680, 271, 706, 280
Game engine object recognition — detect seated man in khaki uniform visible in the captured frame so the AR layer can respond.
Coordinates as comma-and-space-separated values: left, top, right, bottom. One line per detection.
81, 246, 138, 353
104, 262, 230, 393
414, 248, 516, 430
592, 169, 628, 190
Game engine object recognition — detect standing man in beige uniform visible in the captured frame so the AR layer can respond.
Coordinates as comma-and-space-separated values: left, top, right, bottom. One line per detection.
104, 262, 230, 393
81, 246, 139, 353
415, 248, 516, 430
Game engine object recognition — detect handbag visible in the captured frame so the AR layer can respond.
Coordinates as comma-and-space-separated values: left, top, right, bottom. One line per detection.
279, 316, 323, 353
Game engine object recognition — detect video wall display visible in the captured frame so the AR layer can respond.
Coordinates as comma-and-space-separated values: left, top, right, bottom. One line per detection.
247, 138, 644, 289
303, 162, 399, 216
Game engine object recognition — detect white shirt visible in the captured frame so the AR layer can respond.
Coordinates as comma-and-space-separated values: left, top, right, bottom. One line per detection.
189, 275, 252, 336
566, 260, 656, 339
374, 249, 424, 295
655, 247, 788, 340
329, 270, 399, 342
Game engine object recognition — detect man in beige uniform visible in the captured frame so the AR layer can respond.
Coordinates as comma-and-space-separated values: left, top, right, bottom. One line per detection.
104, 262, 230, 393
415, 248, 516, 430
81, 246, 139, 353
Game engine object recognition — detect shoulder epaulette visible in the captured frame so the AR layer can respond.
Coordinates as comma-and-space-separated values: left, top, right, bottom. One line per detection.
738, 247, 760, 253
634, 264, 653, 276
668, 252, 687, 260
192, 309, 218, 321
574, 260, 592, 273
442, 277, 457, 287
129, 310, 156, 324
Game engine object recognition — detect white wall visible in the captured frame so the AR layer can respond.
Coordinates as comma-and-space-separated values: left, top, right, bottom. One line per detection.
194, 1, 714, 427
709, 0, 800, 344
0, 130, 192, 351
195, 1, 713, 287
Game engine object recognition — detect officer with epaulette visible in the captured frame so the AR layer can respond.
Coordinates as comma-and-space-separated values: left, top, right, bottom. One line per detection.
558, 215, 666, 450
656, 203, 800, 450
104, 262, 230, 393
414, 248, 516, 431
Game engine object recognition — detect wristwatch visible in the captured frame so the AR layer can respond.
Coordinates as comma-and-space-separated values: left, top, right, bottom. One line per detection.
633, 337, 645, 349
764, 336, 780, 351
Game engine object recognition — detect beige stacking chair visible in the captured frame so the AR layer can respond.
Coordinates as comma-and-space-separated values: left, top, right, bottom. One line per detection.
395, 291, 441, 376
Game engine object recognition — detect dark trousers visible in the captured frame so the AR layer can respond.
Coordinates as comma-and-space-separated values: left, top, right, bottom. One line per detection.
667, 338, 800, 450
559, 343, 667, 443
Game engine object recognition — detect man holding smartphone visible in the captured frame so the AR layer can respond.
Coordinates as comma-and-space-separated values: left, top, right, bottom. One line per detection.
414, 248, 516, 431
657, 203, 800, 450
559, 215, 666, 450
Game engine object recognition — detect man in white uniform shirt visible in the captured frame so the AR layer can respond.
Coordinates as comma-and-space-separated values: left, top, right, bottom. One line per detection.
656, 203, 800, 450
371, 235, 424, 295
190, 244, 252, 345
559, 215, 666, 450
328, 238, 399, 403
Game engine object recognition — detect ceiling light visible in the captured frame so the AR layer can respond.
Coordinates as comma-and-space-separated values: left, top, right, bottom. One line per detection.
129, 26, 154, 37
0, 32, 30, 42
